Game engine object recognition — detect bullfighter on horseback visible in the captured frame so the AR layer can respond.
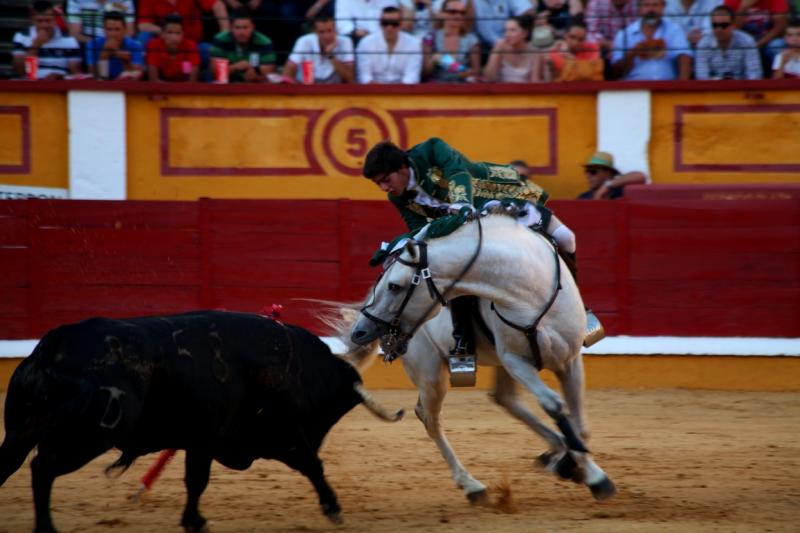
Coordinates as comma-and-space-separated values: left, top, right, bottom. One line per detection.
362, 137, 605, 359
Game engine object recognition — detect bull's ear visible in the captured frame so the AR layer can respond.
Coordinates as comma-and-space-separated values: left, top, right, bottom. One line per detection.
405, 240, 417, 261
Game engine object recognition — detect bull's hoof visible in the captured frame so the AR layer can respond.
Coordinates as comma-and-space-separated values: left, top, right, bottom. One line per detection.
466, 489, 489, 506
322, 502, 343, 525
181, 515, 208, 533
589, 476, 617, 501
326, 512, 344, 525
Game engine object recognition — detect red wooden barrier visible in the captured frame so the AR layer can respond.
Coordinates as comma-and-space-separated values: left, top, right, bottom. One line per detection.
0, 196, 797, 339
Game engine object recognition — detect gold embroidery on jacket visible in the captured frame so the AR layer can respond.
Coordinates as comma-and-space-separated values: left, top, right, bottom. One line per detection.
487, 165, 520, 181
406, 202, 429, 218
448, 182, 469, 203
471, 179, 543, 201
427, 167, 447, 188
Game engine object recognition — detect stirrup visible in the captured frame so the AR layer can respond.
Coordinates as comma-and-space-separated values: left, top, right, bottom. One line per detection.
448, 354, 477, 387
583, 309, 605, 347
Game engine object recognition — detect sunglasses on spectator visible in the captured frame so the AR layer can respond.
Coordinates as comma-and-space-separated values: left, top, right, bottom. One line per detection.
712, 22, 732, 29
586, 168, 603, 175
380, 19, 401, 27
445, 9, 466, 14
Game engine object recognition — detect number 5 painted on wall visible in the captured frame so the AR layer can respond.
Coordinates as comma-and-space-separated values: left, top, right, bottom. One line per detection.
346, 128, 367, 157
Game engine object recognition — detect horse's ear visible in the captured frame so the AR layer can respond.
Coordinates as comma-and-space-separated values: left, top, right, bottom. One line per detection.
405, 240, 417, 260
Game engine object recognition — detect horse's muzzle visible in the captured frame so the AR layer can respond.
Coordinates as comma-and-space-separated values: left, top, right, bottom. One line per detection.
351, 323, 385, 345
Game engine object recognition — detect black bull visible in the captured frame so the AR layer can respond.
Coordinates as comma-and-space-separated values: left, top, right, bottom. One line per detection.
0, 311, 402, 532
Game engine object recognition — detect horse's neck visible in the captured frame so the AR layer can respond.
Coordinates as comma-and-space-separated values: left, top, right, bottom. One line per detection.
430, 219, 543, 306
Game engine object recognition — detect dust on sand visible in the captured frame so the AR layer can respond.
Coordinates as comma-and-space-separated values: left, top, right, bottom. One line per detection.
1, 389, 799, 532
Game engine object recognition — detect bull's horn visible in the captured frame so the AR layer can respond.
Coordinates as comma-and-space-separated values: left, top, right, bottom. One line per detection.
354, 383, 404, 422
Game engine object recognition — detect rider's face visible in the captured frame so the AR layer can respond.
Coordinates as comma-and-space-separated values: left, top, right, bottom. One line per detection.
371, 167, 410, 196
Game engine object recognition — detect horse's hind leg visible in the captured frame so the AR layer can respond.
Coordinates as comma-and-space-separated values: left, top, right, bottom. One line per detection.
555, 355, 590, 442
499, 352, 616, 500
403, 347, 487, 501
492, 367, 565, 451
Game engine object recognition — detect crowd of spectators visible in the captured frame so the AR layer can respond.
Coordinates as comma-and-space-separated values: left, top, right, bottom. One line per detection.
11, 0, 800, 82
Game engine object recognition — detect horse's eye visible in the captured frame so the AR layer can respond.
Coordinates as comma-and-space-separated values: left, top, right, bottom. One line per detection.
388, 282, 402, 292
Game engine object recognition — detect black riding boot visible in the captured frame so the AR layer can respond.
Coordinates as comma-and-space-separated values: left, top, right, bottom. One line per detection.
449, 296, 476, 356
558, 250, 605, 347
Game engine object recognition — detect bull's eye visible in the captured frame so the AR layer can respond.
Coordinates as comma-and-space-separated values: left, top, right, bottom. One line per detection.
388, 282, 402, 293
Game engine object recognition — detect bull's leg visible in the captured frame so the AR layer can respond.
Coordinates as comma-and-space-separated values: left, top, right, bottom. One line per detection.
181, 450, 213, 533
31, 436, 113, 533
0, 434, 36, 486
498, 351, 616, 500
401, 341, 487, 501
283, 450, 342, 524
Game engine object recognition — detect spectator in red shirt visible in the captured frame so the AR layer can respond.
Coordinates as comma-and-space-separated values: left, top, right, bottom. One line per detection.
146, 14, 200, 81
137, 0, 229, 44
545, 20, 604, 80
724, 0, 789, 69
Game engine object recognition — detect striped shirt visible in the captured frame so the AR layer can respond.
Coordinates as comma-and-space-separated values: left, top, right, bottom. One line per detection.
694, 29, 762, 79
210, 31, 277, 82
12, 27, 81, 78
585, 0, 638, 43
66, 0, 135, 39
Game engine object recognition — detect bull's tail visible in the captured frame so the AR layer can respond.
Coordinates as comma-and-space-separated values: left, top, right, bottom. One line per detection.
353, 383, 404, 422
302, 299, 381, 373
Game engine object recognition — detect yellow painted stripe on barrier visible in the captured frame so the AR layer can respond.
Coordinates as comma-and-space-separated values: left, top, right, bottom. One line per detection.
2, 355, 798, 392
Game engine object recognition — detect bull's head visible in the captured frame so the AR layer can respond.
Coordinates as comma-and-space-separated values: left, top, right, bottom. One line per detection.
350, 240, 446, 361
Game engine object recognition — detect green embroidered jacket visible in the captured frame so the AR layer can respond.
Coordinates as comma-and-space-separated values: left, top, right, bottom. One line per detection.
388, 137, 549, 231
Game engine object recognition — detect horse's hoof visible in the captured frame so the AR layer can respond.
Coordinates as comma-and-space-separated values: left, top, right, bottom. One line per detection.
589, 476, 617, 501
466, 489, 489, 506
535, 451, 556, 470
555, 453, 578, 481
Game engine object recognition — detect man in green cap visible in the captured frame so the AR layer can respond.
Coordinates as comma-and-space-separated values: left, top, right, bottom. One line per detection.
578, 151, 647, 200
362, 137, 605, 359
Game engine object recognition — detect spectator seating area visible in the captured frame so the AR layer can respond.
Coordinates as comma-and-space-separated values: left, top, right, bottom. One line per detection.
2, 0, 799, 82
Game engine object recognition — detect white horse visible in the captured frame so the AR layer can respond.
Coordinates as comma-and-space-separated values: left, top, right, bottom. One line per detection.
336, 209, 616, 503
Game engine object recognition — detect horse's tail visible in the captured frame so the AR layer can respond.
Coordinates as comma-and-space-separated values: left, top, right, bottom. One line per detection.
300, 298, 381, 373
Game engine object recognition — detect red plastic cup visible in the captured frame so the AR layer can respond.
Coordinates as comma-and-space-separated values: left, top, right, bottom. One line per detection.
301, 60, 314, 84
212, 58, 229, 83
24, 56, 38, 80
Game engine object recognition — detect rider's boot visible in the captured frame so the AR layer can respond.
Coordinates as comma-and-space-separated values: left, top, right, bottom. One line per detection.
560, 251, 605, 347
448, 296, 477, 387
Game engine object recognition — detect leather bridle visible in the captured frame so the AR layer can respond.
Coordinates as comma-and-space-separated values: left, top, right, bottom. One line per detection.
360, 217, 484, 361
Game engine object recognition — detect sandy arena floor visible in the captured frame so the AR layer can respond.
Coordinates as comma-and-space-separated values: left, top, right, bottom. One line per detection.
1, 388, 799, 532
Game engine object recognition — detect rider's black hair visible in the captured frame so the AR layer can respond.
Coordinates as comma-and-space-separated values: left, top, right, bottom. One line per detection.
363, 141, 408, 179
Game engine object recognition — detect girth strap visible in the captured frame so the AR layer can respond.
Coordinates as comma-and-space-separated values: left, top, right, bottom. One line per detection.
490, 234, 562, 370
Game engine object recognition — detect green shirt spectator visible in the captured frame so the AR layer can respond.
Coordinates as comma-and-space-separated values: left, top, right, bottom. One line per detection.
210, 12, 276, 83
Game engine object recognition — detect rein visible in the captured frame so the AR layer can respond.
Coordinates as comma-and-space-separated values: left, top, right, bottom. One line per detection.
490, 232, 562, 370
361, 216, 484, 361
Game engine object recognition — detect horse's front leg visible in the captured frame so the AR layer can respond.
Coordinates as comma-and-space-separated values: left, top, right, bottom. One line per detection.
402, 349, 487, 502
498, 351, 616, 500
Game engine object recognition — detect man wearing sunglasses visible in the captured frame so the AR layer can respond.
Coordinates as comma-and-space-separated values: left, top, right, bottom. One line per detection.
356, 6, 423, 83
695, 5, 762, 79
335, 0, 402, 43
577, 152, 647, 200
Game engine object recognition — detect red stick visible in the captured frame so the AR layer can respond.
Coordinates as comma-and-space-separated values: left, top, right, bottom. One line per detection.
133, 449, 176, 500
